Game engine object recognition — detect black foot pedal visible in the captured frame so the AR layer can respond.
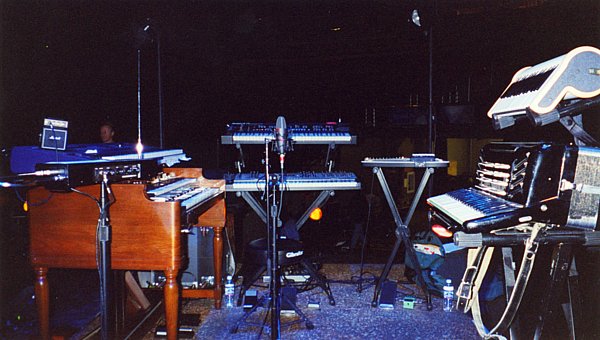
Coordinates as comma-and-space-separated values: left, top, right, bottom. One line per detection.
281, 286, 298, 315
378, 281, 397, 309
242, 290, 258, 311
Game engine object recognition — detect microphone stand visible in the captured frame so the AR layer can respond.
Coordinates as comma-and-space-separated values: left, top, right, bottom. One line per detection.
232, 135, 299, 338
265, 141, 282, 339
98, 174, 114, 340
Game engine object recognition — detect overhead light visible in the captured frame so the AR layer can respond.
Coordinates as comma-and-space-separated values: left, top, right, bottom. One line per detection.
330, 27, 341, 32
411, 9, 421, 27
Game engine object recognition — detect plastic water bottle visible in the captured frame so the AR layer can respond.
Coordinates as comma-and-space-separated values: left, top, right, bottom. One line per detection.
224, 275, 235, 308
443, 278, 454, 312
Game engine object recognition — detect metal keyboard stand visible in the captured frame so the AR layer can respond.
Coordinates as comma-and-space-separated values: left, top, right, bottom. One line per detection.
228, 139, 357, 232
362, 157, 448, 310
233, 189, 337, 231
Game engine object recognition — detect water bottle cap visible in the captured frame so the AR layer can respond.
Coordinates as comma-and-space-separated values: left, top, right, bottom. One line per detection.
227, 275, 233, 280
446, 279, 452, 284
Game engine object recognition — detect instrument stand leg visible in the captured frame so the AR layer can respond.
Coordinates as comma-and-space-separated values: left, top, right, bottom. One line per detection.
231, 292, 272, 334
371, 233, 402, 307
300, 258, 336, 306
534, 244, 575, 339
370, 167, 434, 310
281, 291, 314, 330
565, 258, 584, 340
324, 143, 335, 170
501, 247, 520, 339
296, 190, 334, 231
400, 226, 433, 310
234, 144, 246, 172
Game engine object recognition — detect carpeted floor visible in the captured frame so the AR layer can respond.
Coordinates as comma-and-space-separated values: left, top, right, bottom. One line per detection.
151, 263, 480, 340
2, 251, 479, 339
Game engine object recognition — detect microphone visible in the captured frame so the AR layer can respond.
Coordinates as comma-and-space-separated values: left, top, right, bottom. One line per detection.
274, 116, 288, 169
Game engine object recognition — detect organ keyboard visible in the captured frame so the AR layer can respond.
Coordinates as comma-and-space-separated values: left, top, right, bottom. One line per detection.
224, 171, 361, 191
427, 142, 600, 233
147, 176, 222, 211
220, 122, 357, 145
487, 46, 600, 129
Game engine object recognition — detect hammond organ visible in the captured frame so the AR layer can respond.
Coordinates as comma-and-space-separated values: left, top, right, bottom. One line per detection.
27, 166, 226, 340
427, 142, 600, 234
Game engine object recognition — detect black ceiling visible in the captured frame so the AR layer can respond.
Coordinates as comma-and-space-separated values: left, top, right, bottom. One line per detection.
1, 0, 599, 155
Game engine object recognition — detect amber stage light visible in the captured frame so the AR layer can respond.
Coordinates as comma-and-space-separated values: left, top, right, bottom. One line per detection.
309, 207, 323, 221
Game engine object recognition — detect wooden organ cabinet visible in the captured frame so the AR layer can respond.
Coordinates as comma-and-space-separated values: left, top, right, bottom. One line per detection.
27, 168, 226, 340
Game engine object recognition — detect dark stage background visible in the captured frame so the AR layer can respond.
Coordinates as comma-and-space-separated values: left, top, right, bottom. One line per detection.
1, 0, 600, 338
1, 1, 599, 165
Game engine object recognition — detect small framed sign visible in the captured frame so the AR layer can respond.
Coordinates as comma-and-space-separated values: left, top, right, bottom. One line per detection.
41, 118, 68, 151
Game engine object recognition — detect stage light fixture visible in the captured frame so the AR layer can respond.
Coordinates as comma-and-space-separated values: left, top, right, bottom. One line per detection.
411, 9, 421, 27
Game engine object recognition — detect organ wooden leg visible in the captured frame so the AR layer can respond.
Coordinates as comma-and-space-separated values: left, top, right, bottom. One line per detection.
163, 268, 179, 340
196, 198, 226, 308
34, 266, 50, 340
213, 225, 224, 309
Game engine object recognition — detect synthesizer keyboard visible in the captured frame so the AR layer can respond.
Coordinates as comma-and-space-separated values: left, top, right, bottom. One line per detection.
427, 187, 523, 231
487, 46, 600, 129
361, 154, 449, 168
428, 142, 600, 233
11, 143, 188, 174
225, 171, 361, 192
221, 122, 357, 145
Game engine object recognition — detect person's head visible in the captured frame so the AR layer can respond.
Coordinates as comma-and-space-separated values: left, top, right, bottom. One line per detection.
100, 122, 115, 143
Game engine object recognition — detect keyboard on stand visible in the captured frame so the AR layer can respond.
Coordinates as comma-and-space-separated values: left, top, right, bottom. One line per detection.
360, 153, 449, 311
225, 171, 361, 192
428, 142, 600, 233
361, 154, 449, 168
221, 122, 357, 145
487, 46, 600, 129
427, 187, 523, 230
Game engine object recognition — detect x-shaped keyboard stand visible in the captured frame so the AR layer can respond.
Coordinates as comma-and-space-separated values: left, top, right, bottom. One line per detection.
362, 156, 448, 310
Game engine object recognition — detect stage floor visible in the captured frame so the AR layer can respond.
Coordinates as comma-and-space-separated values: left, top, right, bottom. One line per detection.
181, 263, 479, 340
5, 261, 479, 339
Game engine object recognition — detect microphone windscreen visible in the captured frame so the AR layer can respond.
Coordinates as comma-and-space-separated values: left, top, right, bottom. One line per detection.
276, 116, 286, 130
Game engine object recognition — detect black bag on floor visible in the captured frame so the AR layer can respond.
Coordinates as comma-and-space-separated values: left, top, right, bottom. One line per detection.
404, 230, 446, 296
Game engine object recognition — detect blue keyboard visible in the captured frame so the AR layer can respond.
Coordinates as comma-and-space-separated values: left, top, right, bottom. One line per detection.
427, 187, 523, 227
225, 171, 361, 191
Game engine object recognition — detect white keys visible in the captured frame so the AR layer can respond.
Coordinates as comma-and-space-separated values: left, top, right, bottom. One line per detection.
427, 194, 485, 224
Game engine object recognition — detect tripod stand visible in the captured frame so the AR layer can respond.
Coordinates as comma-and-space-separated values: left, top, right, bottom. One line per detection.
231, 140, 313, 339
